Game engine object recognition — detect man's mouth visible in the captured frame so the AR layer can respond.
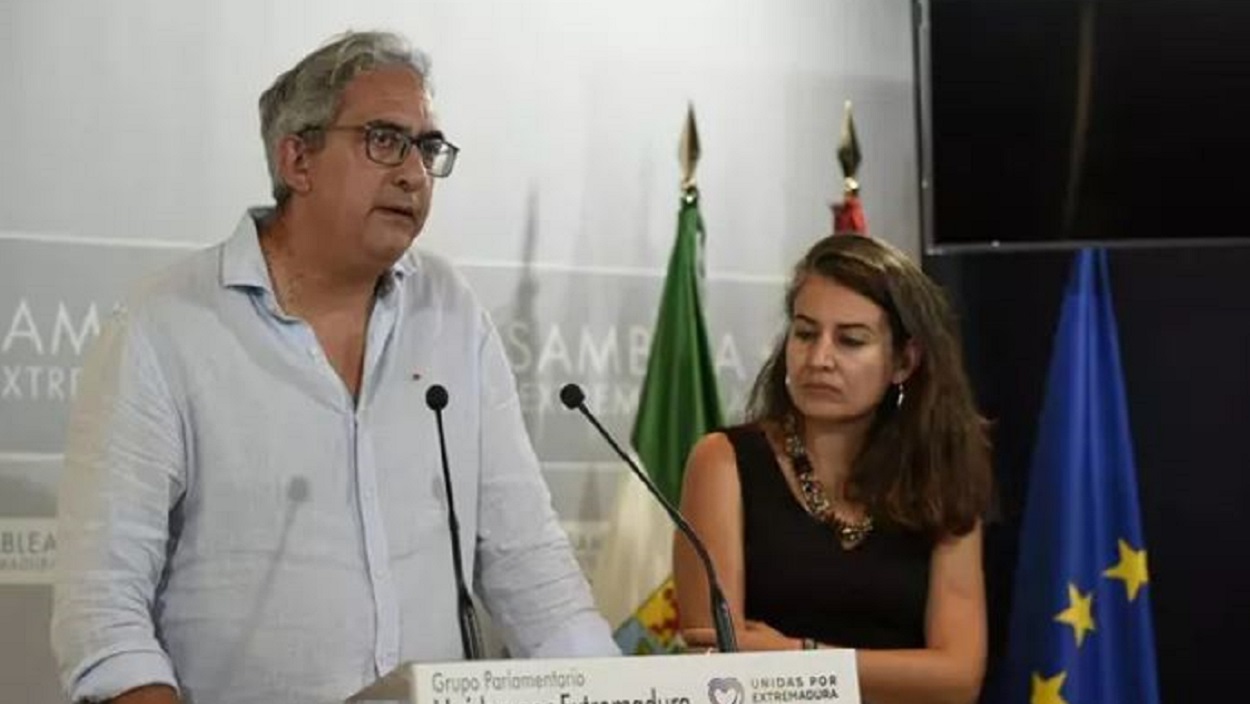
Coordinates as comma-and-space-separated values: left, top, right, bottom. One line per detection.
377, 204, 416, 220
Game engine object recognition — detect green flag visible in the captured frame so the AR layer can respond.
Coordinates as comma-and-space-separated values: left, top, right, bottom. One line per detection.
592, 189, 724, 654
631, 190, 725, 504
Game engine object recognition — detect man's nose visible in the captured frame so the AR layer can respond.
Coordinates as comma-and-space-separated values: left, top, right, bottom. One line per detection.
394, 151, 430, 192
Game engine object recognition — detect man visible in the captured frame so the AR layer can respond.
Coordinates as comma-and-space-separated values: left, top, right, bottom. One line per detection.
51, 30, 617, 704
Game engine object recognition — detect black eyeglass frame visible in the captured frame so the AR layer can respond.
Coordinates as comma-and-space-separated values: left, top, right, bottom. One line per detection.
304, 121, 460, 177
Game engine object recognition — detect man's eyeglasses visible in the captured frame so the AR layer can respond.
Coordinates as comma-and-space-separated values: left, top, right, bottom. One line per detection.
310, 122, 460, 177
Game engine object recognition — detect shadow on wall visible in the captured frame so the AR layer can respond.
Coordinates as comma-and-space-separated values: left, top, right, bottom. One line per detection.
0, 471, 64, 703
510, 186, 543, 440
0, 473, 57, 516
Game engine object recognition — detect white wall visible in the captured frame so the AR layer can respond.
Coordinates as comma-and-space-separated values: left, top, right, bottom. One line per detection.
0, 0, 918, 266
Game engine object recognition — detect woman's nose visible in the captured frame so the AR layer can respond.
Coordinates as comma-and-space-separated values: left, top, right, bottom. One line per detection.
809, 335, 836, 369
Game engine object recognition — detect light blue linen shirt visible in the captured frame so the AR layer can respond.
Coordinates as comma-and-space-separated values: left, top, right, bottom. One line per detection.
51, 208, 617, 704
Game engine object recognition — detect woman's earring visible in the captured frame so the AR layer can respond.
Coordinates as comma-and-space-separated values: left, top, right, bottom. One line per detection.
895, 383, 905, 409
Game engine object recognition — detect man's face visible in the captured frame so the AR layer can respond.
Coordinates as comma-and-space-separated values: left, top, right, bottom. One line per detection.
303, 65, 436, 272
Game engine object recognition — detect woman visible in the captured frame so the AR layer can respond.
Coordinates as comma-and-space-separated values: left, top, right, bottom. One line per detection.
675, 234, 992, 704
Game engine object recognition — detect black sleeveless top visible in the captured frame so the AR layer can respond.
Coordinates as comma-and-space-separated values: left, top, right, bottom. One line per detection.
727, 424, 932, 649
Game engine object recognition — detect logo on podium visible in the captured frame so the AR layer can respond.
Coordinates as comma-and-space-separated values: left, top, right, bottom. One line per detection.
707, 678, 745, 704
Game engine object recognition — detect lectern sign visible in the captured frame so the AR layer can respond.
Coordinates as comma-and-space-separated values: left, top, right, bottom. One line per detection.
348, 650, 860, 704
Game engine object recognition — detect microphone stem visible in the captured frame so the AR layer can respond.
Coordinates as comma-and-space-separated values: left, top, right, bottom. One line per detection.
432, 405, 484, 660
575, 404, 738, 653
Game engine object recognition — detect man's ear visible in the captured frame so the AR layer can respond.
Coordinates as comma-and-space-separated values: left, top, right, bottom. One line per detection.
892, 338, 921, 385
275, 134, 314, 196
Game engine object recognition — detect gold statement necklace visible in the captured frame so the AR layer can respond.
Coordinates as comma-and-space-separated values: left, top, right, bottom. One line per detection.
782, 415, 874, 550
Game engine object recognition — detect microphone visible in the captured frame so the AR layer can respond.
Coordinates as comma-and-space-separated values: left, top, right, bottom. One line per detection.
559, 383, 738, 653
425, 384, 485, 660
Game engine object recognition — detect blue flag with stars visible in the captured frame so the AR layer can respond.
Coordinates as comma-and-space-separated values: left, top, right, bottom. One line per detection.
996, 249, 1160, 704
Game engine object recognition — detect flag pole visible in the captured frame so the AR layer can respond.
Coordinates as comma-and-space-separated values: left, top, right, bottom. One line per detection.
590, 102, 724, 654
832, 100, 867, 236
680, 103, 700, 200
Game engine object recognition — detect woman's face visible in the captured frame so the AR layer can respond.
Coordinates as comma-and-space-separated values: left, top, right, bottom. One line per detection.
784, 275, 910, 425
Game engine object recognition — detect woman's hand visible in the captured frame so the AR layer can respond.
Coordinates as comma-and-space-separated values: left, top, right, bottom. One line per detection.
681, 620, 802, 652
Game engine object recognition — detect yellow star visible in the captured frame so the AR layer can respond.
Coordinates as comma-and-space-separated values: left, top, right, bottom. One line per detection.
1054, 583, 1096, 647
1103, 539, 1150, 601
1030, 671, 1068, 704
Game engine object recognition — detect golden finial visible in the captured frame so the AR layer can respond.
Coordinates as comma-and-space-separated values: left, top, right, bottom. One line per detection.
838, 100, 862, 195
680, 103, 701, 194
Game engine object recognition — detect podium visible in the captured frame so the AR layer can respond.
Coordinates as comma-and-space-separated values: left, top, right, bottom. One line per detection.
347, 650, 860, 704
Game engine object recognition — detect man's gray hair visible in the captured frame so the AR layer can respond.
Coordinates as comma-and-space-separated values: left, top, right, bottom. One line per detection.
258, 30, 431, 205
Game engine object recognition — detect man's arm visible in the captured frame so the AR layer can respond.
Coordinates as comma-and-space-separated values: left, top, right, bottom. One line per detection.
51, 311, 184, 702
471, 317, 619, 658
108, 684, 180, 704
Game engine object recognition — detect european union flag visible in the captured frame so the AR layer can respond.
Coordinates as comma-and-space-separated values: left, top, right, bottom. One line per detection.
996, 250, 1160, 704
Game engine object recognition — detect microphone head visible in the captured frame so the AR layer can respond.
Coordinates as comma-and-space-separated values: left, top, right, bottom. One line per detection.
286, 476, 310, 503
425, 384, 449, 411
559, 383, 585, 410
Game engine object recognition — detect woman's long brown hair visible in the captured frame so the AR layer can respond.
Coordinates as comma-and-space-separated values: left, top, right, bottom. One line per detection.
745, 235, 992, 537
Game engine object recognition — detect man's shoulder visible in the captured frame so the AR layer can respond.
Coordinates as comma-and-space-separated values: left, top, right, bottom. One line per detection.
404, 246, 462, 284
401, 247, 483, 313
119, 241, 228, 324
126, 206, 264, 312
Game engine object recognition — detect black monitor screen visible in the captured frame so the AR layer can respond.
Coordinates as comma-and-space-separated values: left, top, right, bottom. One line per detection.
922, 0, 1250, 247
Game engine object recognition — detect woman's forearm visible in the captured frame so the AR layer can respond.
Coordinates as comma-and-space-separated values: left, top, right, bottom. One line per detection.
850, 647, 983, 704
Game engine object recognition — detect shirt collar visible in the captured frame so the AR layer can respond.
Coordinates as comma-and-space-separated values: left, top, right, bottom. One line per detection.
219, 206, 417, 293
